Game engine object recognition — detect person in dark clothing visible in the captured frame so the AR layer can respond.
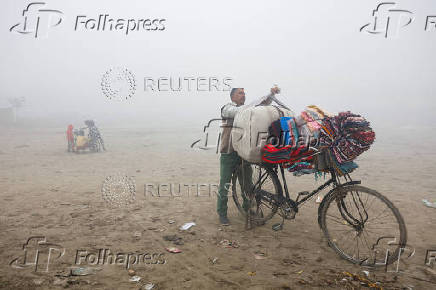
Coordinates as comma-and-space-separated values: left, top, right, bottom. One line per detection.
84, 120, 106, 152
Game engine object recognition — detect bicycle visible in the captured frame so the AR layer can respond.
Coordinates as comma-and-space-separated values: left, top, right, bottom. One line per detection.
231, 146, 407, 267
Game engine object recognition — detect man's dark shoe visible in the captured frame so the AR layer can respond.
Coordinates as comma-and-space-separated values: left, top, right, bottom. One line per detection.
219, 215, 230, 226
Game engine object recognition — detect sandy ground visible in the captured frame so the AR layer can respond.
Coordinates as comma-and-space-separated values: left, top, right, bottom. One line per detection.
0, 125, 436, 290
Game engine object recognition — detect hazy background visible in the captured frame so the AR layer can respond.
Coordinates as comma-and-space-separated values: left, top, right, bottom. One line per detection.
1, 0, 435, 130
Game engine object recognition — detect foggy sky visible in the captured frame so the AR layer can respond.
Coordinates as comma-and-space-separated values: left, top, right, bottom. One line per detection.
1, 0, 435, 128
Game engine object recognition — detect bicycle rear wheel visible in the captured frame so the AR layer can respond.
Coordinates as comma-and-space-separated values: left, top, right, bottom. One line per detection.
319, 185, 407, 267
231, 162, 282, 224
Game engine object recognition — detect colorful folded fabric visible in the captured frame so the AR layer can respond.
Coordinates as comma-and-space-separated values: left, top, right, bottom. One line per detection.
261, 144, 315, 164
263, 107, 374, 177
319, 111, 375, 165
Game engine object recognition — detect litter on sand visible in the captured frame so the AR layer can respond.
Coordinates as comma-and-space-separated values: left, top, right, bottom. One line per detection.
211, 257, 218, 264
144, 283, 155, 290
342, 271, 382, 290
129, 276, 141, 282
422, 199, 436, 208
247, 271, 256, 276
219, 239, 239, 248
180, 222, 196, 230
166, 247, 182, 253
70, 267, 101, 276
147, 226, 167, 232
254, 253, 267, 260
163, 234, 184, 245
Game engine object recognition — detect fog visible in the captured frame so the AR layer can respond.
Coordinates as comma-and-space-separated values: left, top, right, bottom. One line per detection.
1, 0, 435, 129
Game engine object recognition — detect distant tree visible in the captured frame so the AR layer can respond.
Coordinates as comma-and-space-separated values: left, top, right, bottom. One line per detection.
7, 97, 25, 122
8, 97, 25, 108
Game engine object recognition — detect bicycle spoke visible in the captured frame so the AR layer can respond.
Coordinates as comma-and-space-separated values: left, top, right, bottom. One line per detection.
321, 185, 406, 267
360, 231, 374, 257
325, 214, 349, 225
366, 207, 391, 223
364, 195, 379, 214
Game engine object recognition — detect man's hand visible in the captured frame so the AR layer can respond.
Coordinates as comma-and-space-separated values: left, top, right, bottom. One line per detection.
271, 86, 280, 95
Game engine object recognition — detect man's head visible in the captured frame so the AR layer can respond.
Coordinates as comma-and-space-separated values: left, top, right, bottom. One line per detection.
230, 88, 245, 106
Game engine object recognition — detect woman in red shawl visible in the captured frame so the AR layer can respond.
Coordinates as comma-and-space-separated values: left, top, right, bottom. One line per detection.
66, 124, 74, 152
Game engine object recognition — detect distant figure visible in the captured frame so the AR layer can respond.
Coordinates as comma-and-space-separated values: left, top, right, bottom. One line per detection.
66, 124, 74, 152
84, 120, 106, 152
74, 129, 88, 152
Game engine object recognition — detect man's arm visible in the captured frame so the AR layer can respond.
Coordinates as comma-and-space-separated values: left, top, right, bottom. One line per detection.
249, 92, 273, 106
221, 87, 279, 119
221, 103, 240, 119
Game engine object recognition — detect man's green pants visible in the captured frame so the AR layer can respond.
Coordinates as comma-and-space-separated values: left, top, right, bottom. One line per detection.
217, 151, 252, 217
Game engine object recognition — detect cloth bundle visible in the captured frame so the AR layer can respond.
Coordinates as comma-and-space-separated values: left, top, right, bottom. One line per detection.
262, 144, 315, 164
267, 105, 330, 148
318, 111, 375, 164
262, 106, 328, 176
231, 105, 294, 163
262, 106, 374, 176
299, 105, 333, 138
286, 161, 317, 177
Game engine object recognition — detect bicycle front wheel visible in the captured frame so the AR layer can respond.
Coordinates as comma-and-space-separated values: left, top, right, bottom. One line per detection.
319, 185, 407, 267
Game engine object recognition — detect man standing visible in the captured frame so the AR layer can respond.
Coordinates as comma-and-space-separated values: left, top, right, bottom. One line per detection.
217, 86, 280, 225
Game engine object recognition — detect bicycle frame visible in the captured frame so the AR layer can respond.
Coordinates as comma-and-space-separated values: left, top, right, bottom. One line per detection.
274, 164, 332, 206
275, 163, 361, 208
